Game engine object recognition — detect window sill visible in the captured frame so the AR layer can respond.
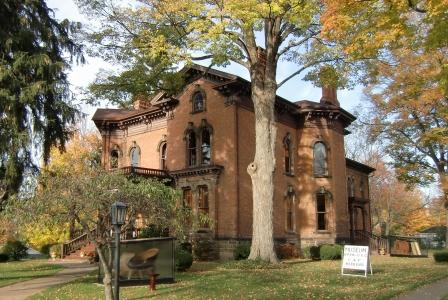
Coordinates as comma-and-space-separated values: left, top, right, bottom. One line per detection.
284, 172, 295, 177
314, 174, 330, 179
191, 109, 205, 114
315, 230, 331, 234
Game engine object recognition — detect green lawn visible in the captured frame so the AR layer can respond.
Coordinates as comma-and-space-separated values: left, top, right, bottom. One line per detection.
31, 256, 448, 300
0, 259, 63, 287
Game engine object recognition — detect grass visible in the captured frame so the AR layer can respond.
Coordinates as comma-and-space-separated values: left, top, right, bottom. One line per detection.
31, 256, 448, 300
0, 259, 63, 287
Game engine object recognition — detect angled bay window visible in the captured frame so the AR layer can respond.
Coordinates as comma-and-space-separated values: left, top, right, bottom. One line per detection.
283, 133, 292, 174
316, 192, 328, 231
313, 141, 328, 177
315, 187, 332, 231
183, 187, 193, 207
198, 185, 209, 228
186, 131, 197, 167
192, 91, 205, 113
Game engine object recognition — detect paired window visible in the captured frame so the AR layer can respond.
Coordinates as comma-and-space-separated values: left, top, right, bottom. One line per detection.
283, 134, 292, 174
185, 121, 213, 168
186, 131, 197, 167
192, 91, 205, 113
201, 128, 211, 165
313, 142, 328, 177
182, 185, 209, 228
160, 142, 167, 170
316, 192, 328, 231
130, 145, 140, 167
198, 185, 209, 225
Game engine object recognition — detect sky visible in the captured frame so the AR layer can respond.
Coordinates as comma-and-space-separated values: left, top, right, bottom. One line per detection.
46, 0, 364, 129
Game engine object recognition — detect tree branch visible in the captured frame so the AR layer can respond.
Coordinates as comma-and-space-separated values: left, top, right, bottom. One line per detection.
277, 57, 342, 88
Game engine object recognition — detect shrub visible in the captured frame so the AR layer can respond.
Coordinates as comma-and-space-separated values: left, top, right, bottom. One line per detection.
40, 244, 53, 256
0, 253, 9, 262
320, 244, 342, 260
139, 224, 169, 238
276, 243, 299, 259
49, 244, 61, 257
2, 240, 28, 261
193, 239, 215, 260
302, 246, 321, 260
234, 243, 250, 260
176, 248, 193, 271
433, 250, 448, 262
180, 242, 192, 254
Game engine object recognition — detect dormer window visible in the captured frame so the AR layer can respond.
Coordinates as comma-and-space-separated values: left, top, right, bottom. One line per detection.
192, 91, 205, 113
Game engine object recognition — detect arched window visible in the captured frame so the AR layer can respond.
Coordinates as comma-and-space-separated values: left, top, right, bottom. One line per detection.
313, 142, 328, 177
284, 134, 292, 174
192, 91, 205, 113
187, 131, 197, 167
316, 190, 329, 231
110, 149, 119, 169
160, 142, 167, 170
201, 128, 211, 165
130, 145, 140, 167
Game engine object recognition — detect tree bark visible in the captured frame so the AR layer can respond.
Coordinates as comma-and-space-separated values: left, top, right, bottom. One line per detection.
247, 65, 279, 263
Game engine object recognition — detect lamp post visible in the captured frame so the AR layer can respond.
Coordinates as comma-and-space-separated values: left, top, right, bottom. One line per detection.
111, 201, 127, 300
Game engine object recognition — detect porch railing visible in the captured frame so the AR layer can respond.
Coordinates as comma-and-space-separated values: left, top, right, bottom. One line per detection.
121, 166, 170, 179
353, 230, 389, 254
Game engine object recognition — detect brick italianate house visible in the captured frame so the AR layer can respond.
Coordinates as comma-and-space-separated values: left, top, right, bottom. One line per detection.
92, 65, 375, 259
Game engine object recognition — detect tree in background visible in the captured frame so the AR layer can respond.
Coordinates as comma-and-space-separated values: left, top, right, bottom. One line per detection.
75, 0, 356, 263
326, 0, 447, 244
0, 0, 84, 209
16, 132, 101, 251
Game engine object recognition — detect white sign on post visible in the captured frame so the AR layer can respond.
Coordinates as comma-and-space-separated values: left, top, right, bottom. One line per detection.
341, 245, 372, 277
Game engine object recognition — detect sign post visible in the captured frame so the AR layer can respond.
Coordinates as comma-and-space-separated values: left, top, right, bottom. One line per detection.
341, 245, 372, 277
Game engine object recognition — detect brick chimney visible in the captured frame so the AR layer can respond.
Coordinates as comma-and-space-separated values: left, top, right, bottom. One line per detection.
320, 85, 340, 106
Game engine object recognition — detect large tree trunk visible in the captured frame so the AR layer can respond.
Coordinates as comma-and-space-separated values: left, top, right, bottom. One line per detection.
247, 65, 278, 263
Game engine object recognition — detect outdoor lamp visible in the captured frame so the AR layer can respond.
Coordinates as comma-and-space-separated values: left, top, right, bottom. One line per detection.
111, 201, 127, 225
110, 201, 127, 300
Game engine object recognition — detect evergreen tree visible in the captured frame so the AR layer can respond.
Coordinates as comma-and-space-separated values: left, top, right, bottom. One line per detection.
0, 0, 84, 208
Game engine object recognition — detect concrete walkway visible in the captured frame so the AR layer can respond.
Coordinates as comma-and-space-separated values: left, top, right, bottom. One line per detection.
0, 260, 96, 300
394, 277, 448, 300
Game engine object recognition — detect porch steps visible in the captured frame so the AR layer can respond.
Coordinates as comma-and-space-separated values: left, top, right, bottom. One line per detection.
64, 242, 96, 259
